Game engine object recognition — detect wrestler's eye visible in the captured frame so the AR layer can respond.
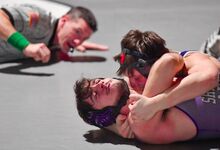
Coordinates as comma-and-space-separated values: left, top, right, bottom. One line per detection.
91, 91, 98, 102
75, 28, 82, 37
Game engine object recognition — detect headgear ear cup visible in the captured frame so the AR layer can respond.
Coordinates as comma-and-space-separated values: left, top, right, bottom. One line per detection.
121, 48, 156, 77
87, 107, 117, 128
85, 78, 129, 128
132, 59, 149, 77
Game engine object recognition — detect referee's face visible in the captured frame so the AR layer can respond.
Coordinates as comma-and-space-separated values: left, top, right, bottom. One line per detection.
56, 16, 93, 53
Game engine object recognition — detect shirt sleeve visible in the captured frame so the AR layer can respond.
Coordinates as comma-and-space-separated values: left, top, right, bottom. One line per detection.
1, 4, 54, 40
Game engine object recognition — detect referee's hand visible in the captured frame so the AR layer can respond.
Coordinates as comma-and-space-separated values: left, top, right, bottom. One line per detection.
23, 43, 51, 63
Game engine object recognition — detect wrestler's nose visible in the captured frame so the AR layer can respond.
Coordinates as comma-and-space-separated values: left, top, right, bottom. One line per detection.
73, 39, 82, 47
92, 81, 104, 90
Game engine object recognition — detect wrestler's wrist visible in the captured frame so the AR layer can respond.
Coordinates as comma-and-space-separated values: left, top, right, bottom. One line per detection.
7, 32, 30, 52
152, 94, 167, 111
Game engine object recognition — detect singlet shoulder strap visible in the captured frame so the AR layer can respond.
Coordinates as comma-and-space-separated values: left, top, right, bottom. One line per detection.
179, 50, 189, 57
179, 50, 196, 57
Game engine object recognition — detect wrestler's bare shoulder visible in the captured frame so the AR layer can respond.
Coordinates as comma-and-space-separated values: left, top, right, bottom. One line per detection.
130, 107, 197, 144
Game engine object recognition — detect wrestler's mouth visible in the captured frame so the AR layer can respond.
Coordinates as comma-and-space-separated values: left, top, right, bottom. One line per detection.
106, 83, 110, 95
105, 80, 111, 95
67, 42, 75, 49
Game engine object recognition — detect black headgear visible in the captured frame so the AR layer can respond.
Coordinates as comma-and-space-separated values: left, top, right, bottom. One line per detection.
120, 48, 156, 77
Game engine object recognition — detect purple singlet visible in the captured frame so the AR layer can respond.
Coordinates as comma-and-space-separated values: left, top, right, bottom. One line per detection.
176, 81, 220, 139
177, 50, 220, 139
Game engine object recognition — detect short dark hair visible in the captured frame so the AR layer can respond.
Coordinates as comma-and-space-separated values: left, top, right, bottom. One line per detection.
74, 77, 129, 127
74, 78, 94, 124
114, 30, 169, 76
66, 6, 97, 32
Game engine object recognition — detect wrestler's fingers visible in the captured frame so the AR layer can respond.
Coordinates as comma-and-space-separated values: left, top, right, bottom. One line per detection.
116, 114, 127, 124
120, 118, 133, 138
127, 109, 139, 123
121, 118, 130, 130
125, 122, 134, 138
129, 112, 145, 124
128, 129, 135, 139
123, 127, 133, 138
129, 93, 144, 100
124, 114, 134, 139
116, 115, 130, 138
116, 115, 129, 129
117, 116, 129, 131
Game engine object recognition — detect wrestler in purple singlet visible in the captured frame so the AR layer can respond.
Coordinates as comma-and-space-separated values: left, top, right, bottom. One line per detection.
177, 50, 220, 139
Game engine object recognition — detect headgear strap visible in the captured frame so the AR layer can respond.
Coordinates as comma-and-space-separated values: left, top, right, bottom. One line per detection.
120, 48, 156, 77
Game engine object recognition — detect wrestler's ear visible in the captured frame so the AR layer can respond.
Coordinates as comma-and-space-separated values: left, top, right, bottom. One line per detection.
59, 15, 70, 28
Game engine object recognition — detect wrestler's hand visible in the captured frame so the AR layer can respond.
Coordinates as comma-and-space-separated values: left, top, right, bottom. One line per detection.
23, 43, 51, 63
115, 114, 134, 139
75, 41, 108, 52
128, 94, 157, 123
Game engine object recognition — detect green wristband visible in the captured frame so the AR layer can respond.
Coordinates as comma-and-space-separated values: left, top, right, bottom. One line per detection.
7, 32, 30, 52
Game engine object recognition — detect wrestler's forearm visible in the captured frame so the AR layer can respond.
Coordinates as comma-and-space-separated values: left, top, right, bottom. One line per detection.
129, 52, 184, 121
153, 54, 219, 110
157, 69, 218, 109
0, 9, 16, 40
143, 52, 184, 97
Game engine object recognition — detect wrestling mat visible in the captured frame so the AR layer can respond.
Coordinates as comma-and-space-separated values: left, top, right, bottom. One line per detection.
0, 0, 220, 149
